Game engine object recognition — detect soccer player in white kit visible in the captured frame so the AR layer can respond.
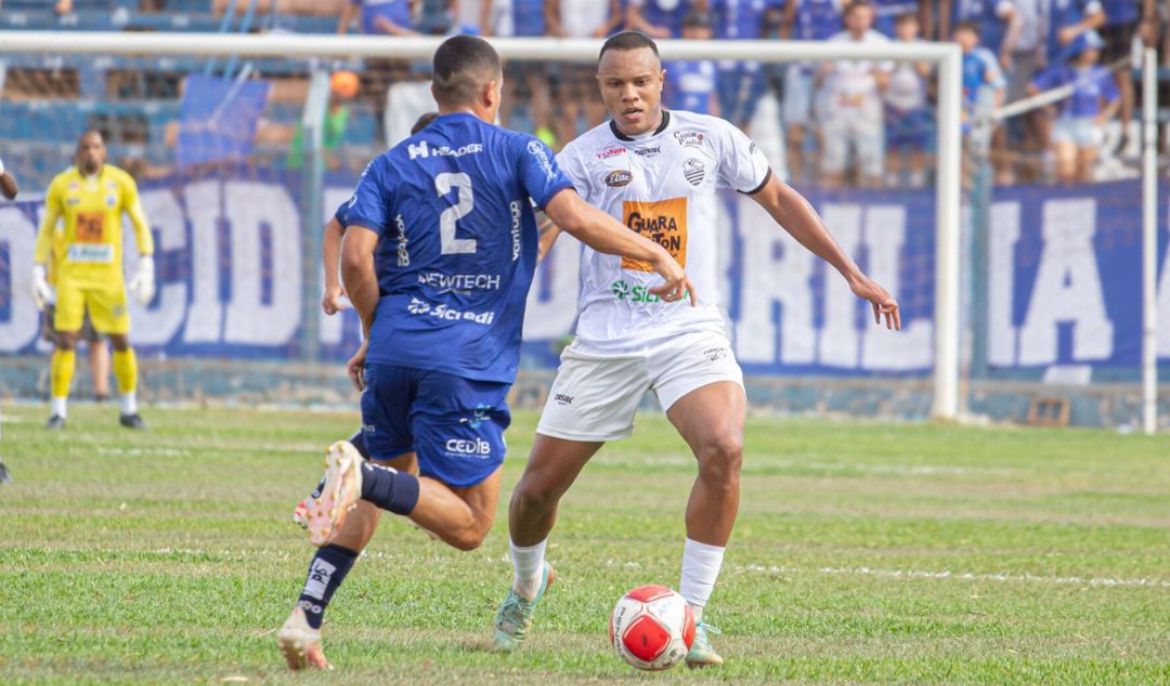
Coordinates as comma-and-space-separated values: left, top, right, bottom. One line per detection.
490, 31, 902, 666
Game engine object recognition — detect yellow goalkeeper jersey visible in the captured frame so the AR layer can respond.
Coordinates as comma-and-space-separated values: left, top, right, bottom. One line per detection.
34, 164, 154, 288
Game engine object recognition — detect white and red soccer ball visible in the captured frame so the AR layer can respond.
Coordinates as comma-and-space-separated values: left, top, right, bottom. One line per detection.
609, 584, 696, 671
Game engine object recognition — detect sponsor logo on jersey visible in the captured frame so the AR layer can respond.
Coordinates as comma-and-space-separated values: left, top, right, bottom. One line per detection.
417, 272, 502, 293
408, 140, 484, 160
406, 298, 496, 325
527, 140, 557, 180
445, 437, 492, 457
749, 142, 759, 155
554, 393, 574, 405
633, 146, 661, 157
673, 130, 705, 148
683, 158, 706, 186
596, 146, 626, 160
620, 197, 688, 271
605, 170, 633, 188
67, 244, 115, 264
395, 214, 410, 266
510, 200, 522, 261
609, 278, 664, 303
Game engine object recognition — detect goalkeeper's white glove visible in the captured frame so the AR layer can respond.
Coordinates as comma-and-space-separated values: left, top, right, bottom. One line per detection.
129, 255, 156, 306
31, 263, 54, 311
0, 156, 6, 176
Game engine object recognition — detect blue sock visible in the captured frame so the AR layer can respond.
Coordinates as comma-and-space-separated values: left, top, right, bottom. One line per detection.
297, 544, 359, 630
360, 463, 420, 515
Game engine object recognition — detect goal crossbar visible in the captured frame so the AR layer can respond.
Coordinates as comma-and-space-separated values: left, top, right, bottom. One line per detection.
0, 31, 963, 420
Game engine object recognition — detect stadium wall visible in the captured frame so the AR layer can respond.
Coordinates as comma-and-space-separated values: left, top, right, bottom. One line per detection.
2, 176, 1168, 427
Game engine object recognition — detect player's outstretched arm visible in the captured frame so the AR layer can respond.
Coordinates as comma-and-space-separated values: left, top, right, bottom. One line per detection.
749, 174, 901, 330
321, 216, 349, 315
543, 188, 695, 304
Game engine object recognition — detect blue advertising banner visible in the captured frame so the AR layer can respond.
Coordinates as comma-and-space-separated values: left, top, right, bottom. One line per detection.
2, 173, 1167, 374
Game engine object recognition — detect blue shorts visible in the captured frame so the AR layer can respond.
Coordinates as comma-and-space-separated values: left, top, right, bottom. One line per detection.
360, 364, 511, 488
885, 107, 932, 151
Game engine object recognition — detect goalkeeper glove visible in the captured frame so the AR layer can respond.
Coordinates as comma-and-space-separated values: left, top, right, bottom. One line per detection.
129, 255, 156, 305
31, 264, 54, 311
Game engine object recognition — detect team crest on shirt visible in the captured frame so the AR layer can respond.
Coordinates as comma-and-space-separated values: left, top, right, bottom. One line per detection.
673, 130, 705, 148
605, 170, 633, 188
683, 158, 706, 186
106, 195, 117, 207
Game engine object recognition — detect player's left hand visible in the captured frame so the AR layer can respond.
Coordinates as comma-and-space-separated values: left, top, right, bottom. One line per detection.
129, 255, 156, 306
347, 340, 368, 392
849, 273, 901, 331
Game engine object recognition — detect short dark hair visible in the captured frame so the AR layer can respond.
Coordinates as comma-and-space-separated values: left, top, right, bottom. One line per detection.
845, 0, 873, 16
411, 112, 439, 135
954, 20, 981, 36
599, 30, 660, 62
432, 35, 501, 106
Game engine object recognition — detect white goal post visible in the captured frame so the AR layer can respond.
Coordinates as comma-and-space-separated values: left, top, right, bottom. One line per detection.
0, 31, 963, 420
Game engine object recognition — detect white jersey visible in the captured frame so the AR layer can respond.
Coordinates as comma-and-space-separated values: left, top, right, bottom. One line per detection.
557, 109, 771, 354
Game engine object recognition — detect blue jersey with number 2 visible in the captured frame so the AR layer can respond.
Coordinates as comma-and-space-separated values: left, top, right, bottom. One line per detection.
347, 112, 573, 383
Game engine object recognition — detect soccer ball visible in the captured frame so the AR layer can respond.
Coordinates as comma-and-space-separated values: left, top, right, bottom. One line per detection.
608, 584, 695, 671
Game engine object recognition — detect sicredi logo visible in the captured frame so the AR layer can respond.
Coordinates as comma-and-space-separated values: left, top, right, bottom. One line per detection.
446, 438, 492, 456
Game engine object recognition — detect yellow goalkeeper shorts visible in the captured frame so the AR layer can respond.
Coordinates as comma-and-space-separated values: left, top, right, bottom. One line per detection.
54, 280, 130, 335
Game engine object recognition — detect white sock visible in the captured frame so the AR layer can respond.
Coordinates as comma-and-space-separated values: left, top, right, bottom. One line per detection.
120, 392, 137, 415
510, 538, 547, 601
679, 538, 725, 623
51, 396, 68, 418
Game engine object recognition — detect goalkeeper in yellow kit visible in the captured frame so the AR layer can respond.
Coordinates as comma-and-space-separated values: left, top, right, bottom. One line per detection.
32, 131, 155, 430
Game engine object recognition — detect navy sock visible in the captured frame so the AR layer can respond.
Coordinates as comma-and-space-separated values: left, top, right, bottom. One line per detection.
297, 544, 359, 629
360, 463, 420, 515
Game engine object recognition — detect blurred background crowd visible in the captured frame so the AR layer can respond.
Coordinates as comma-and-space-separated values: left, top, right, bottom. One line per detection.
1, 0, 1167, 190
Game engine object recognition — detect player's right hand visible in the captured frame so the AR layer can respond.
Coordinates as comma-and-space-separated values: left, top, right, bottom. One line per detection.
346, 339, 368, 392
31, 264, 54, 311
322, 285, 349, 315
648, 255, 697, 307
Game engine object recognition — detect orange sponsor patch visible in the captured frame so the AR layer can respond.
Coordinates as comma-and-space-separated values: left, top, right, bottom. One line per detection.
620, 197, 687, 272
76, 211, 106, 243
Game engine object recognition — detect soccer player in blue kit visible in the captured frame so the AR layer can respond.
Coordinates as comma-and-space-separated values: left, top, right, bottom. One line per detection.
276, 35, 693, 670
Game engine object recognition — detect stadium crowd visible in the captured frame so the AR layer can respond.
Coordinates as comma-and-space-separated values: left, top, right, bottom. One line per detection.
10, 0, 1169, 187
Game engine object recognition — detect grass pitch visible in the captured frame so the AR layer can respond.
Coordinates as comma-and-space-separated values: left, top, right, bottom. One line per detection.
1, 403, 1168, 685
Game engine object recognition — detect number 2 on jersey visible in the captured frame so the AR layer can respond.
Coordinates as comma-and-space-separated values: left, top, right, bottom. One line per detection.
435, 172, 476, 255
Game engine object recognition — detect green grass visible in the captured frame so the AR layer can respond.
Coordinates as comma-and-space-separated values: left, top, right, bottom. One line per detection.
2, 403, 1169, 685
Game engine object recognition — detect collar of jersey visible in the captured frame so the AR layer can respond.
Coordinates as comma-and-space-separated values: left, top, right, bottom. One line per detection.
608, 110, 671, 143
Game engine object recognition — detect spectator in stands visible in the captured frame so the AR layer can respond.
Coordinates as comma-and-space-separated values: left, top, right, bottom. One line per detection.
883, 12, 932, 187
665, 10, 720, 115
458, 0, 502, 35
944, 1, 1019, 183
870, 0, 928, 38
710, 0, 784, 129
1030, 30, 1120, 183
818, 0, 891, 188
546, 0, 624, 144
1045, 0, 1106, 67
996, 0, 1047, 183
781, 0, 846, 183
1099, 0, 1156, 153
497, 0, 557, 147
956, 20, 1006, 134
287, 71, 359, 172
626, 0, 692, 39
338, 0, 418, 36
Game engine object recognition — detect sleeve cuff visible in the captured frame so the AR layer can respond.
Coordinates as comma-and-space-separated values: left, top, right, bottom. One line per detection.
534, 181, 576, 211
738, 168, 773, 196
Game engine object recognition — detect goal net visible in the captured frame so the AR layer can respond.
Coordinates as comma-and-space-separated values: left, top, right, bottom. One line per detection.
0, 31, 963, 416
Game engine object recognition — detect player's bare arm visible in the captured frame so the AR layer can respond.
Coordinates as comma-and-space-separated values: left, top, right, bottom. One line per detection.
543, 188, 695, 305
321, 216, 349, 315
339, 225, 379, 389
748, 174, 901, 330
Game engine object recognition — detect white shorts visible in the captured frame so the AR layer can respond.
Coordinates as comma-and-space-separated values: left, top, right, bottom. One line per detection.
537, 331, 744, 442
821, 110, 885, 178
